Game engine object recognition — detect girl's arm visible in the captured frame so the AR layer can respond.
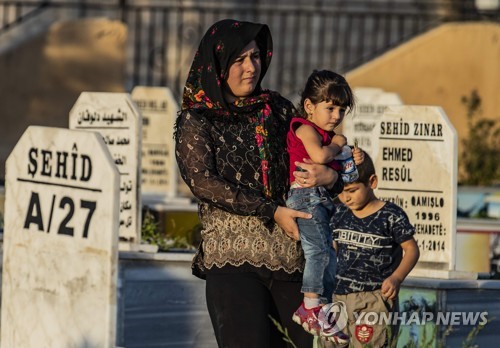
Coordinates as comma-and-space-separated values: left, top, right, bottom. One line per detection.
296, 124, 345, 164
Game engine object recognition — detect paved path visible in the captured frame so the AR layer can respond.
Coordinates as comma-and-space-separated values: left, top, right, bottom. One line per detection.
120, 257, 218, 348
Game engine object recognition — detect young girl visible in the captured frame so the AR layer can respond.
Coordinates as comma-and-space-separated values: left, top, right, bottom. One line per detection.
287, 70, 362, 344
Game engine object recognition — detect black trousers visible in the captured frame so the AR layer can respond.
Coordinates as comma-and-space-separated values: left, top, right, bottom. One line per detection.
205, 272, 314, 348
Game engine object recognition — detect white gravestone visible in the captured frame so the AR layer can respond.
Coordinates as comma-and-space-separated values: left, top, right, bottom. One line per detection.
371, 105, 474, 279
1, 126, 120, 347
69, 92, 142, 243
343, 87, 403, 157
131, 86, 178, 200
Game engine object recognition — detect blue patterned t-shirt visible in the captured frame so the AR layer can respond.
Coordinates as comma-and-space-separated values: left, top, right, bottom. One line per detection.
332, 201, 415, 295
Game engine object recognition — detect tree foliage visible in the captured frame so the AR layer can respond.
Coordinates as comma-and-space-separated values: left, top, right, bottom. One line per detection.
460, 90, 500, 186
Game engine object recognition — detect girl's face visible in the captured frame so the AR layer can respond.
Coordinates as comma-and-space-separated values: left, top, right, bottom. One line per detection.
224, 40, 261, 103
305, 99, 346, 132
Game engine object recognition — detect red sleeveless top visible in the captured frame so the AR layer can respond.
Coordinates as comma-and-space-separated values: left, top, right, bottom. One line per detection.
287, 117, 342, 184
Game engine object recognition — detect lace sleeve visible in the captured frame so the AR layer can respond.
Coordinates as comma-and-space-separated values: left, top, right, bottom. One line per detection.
175, 111, 277, 224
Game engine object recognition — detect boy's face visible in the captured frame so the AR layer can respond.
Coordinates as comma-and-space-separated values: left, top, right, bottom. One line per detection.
338, 175, 377, 211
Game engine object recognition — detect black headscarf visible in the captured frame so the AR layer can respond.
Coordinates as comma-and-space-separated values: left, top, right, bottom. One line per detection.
180, 19, 279, 197
181, 19, 272, 111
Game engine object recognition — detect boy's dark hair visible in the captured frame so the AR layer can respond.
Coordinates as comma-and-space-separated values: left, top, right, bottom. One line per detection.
355, 150, 376, 184
298, 70, 355, 117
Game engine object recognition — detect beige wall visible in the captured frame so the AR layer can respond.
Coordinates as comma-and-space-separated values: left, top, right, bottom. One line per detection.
0, 18, 126, 179
345, 22, 500, 180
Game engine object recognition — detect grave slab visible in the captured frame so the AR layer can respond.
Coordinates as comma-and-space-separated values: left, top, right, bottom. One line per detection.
1, 126, 120, 347
69, 92, 142, 243
131, 86, 179, 200
371, 105, 474, 279
343, 87, 403, 156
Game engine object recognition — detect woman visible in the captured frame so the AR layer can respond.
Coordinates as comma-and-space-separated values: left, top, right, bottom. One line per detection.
175, 19, 339, 348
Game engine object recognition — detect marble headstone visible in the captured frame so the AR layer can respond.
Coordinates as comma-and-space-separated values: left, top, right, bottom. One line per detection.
1, 126, 119, 347
371, 106, 471, 279
131, 86, 179, 200
69, 92, 142, 243
343, 87, 403, 157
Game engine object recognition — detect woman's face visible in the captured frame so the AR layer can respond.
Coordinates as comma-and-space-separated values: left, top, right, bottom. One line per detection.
224, 40, 261, 103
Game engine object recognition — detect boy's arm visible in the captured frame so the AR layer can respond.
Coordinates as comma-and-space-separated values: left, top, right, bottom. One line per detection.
381, 238, 420, 299
296, 125, 344, 164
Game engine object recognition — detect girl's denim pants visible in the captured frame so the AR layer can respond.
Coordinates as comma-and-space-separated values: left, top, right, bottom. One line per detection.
286, 186, 336, 300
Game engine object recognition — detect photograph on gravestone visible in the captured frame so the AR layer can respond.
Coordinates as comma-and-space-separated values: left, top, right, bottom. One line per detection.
342, 87, 403, 157
69, 92, 142, 246
131, 86, 179, 201
1, 126, 119, 347
371, 106, 474, 279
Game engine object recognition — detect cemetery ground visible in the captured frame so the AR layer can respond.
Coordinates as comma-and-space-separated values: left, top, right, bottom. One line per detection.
119, 253, 217, 348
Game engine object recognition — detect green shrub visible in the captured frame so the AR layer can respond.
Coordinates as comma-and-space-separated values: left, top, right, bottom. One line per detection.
141, 209, 196, 251
460, 90, 500, 186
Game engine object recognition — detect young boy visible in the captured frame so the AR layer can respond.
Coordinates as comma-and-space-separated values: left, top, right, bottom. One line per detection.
329, 151, 420, 347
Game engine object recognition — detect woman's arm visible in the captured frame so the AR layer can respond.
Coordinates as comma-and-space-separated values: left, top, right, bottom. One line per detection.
175, 112, 278, 223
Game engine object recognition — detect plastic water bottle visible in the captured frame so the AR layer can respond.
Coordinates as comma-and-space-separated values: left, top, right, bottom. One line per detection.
334, 145, 359, 183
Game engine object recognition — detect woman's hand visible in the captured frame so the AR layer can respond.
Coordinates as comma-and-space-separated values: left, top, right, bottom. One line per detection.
274, 206, 311, 241
293, 158, 339, 189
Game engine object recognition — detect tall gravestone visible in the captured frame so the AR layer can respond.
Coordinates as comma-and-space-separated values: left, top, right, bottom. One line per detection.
130, 86, 195, 250
131, 86, 179, 201
1, 126, 120, 347
69, 92, 142, 244
371, 105, 473, 279
343, 87, 403, 157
